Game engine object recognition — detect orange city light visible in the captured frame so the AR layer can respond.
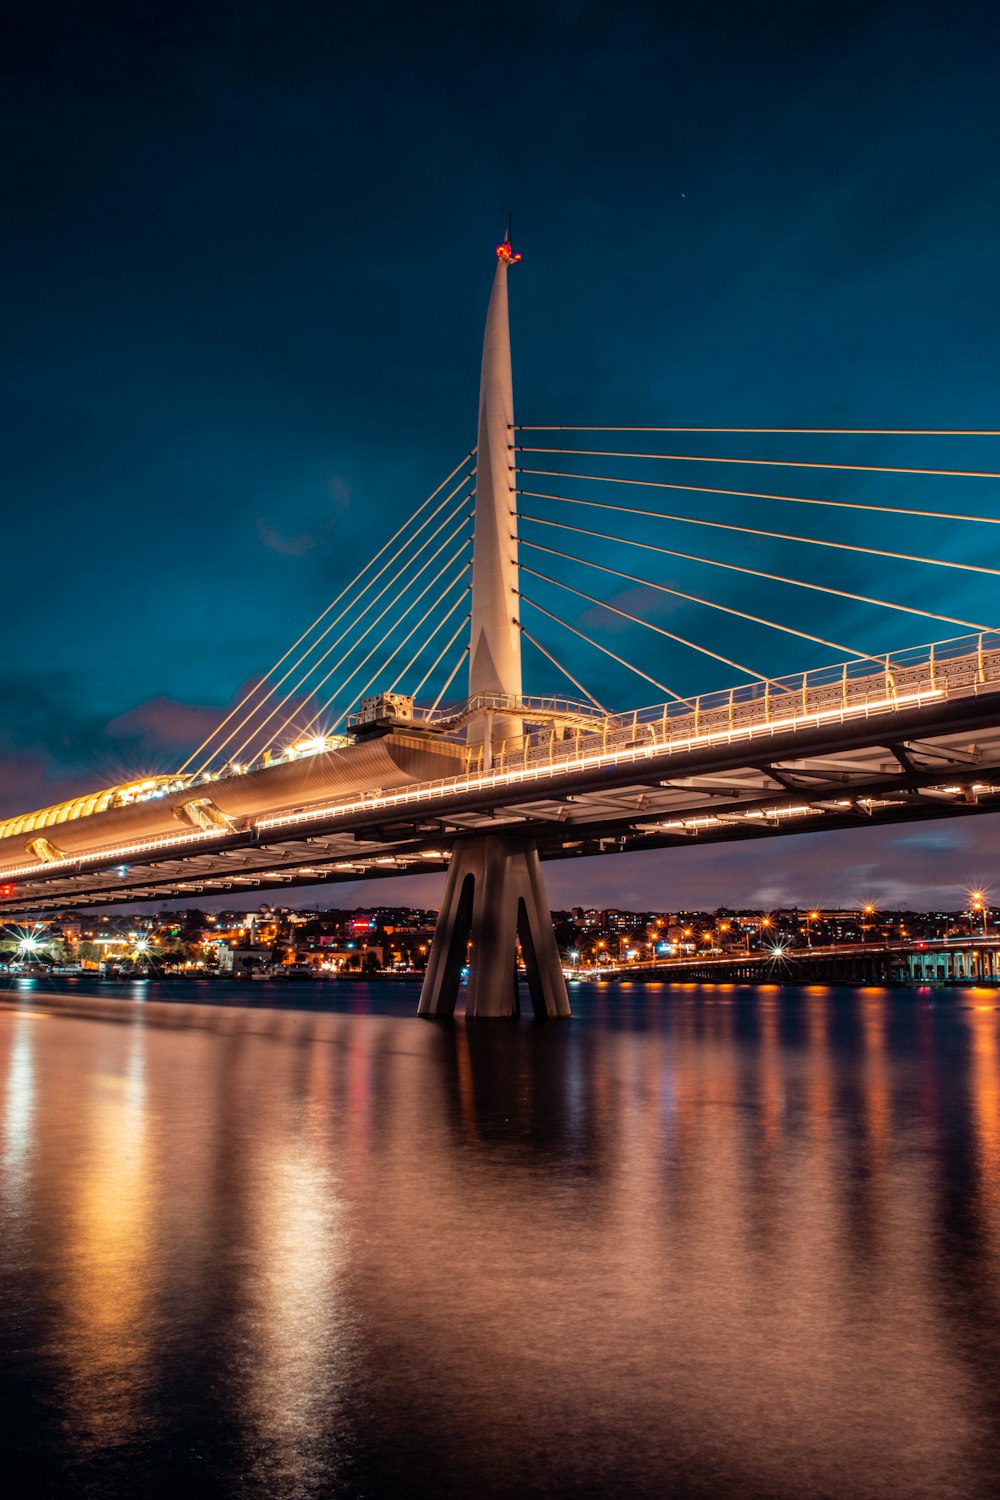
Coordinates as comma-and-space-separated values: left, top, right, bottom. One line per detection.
496, 241, 522, 264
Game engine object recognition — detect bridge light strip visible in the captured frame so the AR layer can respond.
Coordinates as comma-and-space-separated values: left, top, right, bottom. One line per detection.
655, 806, 824, 832
254, 686, 947, 834
0, 681, 970, 889
0, 825, 243, 883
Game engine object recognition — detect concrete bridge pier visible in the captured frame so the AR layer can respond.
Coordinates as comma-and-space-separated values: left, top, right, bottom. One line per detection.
417, 833, 570, 1019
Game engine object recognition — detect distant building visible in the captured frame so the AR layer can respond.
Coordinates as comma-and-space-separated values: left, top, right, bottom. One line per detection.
219, 943, 271, 976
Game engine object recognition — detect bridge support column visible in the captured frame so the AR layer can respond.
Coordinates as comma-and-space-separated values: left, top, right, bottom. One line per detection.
418, 834, 570, 1020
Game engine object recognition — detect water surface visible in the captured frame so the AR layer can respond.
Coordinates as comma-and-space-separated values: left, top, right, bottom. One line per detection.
3, 977, 1000, 1498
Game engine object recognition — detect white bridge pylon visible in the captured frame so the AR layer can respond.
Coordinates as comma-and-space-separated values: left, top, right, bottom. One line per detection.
419, 235, 571, 1020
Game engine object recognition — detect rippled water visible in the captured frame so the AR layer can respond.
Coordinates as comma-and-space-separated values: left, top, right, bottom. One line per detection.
3, 976, 1000, 1498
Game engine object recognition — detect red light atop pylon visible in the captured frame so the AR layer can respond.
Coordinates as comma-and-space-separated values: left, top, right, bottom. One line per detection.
496, 240, 521, 264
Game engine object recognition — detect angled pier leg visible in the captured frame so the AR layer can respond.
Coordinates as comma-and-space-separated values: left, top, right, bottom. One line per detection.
417, 850, 477, 1020
418, 835, 571, 1020
515, 843, 571, 1020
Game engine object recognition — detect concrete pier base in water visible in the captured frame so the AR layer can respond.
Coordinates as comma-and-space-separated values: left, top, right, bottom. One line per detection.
417, 834, 571, 1019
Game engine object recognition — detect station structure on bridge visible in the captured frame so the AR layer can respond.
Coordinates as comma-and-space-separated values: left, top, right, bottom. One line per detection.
2, 236, 1000, 1018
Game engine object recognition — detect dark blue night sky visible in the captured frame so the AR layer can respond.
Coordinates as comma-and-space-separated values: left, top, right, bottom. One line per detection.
4, 0, 999, 908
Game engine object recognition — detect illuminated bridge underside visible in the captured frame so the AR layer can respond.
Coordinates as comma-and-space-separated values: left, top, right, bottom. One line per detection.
4, 665, 1000, 916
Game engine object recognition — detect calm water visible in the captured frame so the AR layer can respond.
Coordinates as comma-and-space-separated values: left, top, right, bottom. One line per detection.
3, 976, 1000, 1499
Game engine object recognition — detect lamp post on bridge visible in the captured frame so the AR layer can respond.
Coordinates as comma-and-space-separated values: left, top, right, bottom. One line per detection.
417, 234, 570, 1022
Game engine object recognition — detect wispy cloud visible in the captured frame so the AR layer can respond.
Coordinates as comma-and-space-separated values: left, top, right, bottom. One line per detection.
256, 473, 351, 556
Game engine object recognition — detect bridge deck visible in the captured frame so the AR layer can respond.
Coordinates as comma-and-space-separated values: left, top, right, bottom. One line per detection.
2, 635, 1000, 914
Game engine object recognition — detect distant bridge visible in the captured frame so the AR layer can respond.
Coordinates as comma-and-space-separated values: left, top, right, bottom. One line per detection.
3, 234, 998, 1017
588, 937, 1000, 986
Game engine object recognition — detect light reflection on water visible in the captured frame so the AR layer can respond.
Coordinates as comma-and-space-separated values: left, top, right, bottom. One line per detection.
58, 1025, 154, 1451
1, 979, 1000, 1497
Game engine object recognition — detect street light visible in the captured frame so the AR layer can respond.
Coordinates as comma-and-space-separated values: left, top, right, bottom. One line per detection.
970, 890, 987, 936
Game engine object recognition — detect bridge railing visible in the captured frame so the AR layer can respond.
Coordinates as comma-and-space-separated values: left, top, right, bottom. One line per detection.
80, 632, 1000, 860
418, 693, 608, 734
11, 633, 998, 879
468, 631, 1000, 777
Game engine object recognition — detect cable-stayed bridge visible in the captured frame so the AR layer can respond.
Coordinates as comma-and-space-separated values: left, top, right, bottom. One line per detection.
3, 235, 1000, 1017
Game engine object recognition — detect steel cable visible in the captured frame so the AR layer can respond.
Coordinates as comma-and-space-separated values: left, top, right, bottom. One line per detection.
178, 450, 475, 774
224, 516, 473, 767
518, 627, 609, 712
299, 559, 473, 739
190, 475, 475, 776
519, 556, 878, 664
516, 487, 1000, 578
514, 466, 1000, 527
517, 514, 992, 633
515, 445, 1000, 480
